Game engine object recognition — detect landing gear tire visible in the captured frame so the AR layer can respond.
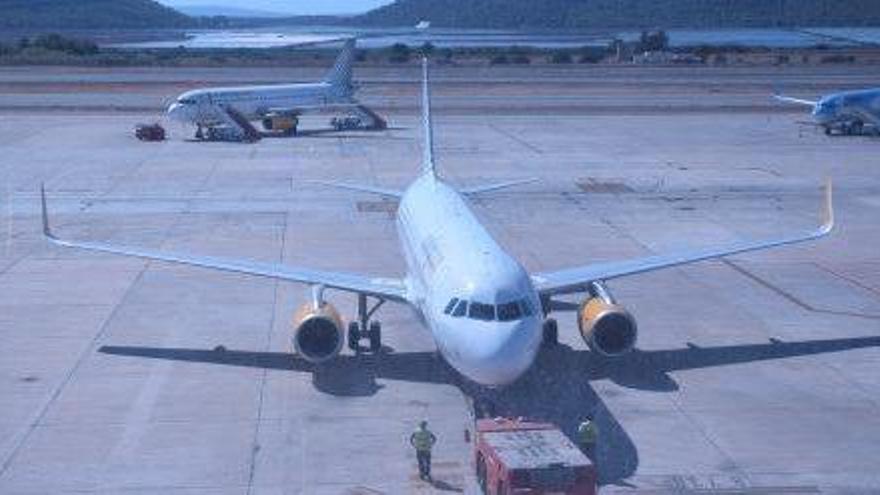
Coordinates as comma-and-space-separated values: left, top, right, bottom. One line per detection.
350, 294, 386, 354
852, 122, 864, 136
347, 322, 361, 352
824, 126, 832, 136
369, 321, 382, 352
542, 318, 558, 347
195, 126, 204, 140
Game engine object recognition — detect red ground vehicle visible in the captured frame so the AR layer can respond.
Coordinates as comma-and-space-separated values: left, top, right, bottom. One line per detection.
475, 418, 597, 495
134, 123, 166, 141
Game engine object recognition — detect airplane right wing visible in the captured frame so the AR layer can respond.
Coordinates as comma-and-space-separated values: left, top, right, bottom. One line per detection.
40, 187, 408, 302
532, 180, 833, 297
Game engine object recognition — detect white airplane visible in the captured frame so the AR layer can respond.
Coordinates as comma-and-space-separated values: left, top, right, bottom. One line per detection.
774, 88, 880, 136
166, 38, 385, 140
42, 59, 834, 387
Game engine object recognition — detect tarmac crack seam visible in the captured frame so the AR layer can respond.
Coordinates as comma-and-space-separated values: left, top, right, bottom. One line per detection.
812, 261, 880, 299
722, 259, 880, 321
245, 210, 288, 495
0, 262, 152, 479
488, 123, 543, 155
667, 397, 751, 488
0, 251, 30, 280
0, 193, 199, 480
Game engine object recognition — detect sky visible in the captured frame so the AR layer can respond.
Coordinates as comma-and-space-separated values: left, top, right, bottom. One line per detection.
160, 0, 393, 16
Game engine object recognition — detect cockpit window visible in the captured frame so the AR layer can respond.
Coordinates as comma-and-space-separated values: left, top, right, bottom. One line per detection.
179, 98, 196, 105
444, 298, 459, 315
497, 301, 522, 322
452, 299, 468, 317
469, 302, 495, 321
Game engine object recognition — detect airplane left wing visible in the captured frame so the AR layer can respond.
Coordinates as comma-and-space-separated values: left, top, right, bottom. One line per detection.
41, 187, 408, 302
773, 94, 818, 107
532, 180, 833, 296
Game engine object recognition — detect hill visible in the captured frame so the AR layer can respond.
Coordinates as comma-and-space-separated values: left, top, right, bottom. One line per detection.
174, 5, 288, 18
0, 0, 194, 29
355, 0, 880, 29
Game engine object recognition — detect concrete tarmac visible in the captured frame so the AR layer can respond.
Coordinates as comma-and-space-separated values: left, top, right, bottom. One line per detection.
0, 65, 879, 494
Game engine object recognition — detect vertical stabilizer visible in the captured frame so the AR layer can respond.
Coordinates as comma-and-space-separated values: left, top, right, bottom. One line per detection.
324, 38, 356, 95
421, 57, 436, 177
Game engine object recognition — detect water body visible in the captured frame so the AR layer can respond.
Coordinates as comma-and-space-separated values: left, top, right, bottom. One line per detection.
110, 26, 880, 50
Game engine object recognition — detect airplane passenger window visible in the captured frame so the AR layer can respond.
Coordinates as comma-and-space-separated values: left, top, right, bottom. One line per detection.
469, 302, 495, 321
452, 299, 468, 317
497, 301, 522, 322
444, 298, 459, 315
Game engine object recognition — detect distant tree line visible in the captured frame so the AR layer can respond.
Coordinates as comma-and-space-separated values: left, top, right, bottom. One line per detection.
0, 34, 99, 57
356, 0, 880, 28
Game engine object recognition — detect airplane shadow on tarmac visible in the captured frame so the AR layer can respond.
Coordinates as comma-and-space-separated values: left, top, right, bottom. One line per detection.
100, 334, 880, 485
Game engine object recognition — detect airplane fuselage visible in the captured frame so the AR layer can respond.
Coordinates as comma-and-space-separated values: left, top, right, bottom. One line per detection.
397, 174, 544, 385
167, 82, 353, 126
813, 88, 880, 127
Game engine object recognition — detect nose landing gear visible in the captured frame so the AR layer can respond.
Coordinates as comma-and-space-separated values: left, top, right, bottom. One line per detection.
347, 293, 385, 353
542, 318, 558, 347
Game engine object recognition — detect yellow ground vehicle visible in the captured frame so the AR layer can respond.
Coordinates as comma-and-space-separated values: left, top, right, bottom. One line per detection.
261, 115, 299, 136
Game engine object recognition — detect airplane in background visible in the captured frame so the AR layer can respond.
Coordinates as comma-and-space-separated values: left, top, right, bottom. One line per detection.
42, 58, 834, 387
774, 88, 880, 136
166, 38, 386, 141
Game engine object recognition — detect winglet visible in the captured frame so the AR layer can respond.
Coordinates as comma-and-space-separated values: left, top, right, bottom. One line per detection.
819, 177, 834, 236
40, 183, 55, 240
421, 56, 436, 177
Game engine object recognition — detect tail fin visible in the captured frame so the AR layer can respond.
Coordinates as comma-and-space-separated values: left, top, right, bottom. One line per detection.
324, 38, 356, 94
421, 57, 436, 177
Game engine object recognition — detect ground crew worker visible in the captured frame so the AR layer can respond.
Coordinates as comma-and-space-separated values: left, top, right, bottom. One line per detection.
410, 420, 437, 481
577, 416, 599, 461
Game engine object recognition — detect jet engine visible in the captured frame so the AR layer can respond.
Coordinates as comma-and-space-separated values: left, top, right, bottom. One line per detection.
577, 282, 638, 356
292, 301, 344, 363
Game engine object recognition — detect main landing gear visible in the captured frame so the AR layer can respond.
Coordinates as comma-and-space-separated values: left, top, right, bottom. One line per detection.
539, 294, 558, 347
348, 293, 385, 353
542, 318, 558, 347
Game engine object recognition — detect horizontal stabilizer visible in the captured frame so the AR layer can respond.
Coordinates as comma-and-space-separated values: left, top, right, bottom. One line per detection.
460, 178, 538, 195
305, 180, 403, 199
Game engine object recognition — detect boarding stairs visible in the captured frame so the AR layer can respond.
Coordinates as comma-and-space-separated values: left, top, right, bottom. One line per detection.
217, 105, 261, 142
352, 105, 388, 130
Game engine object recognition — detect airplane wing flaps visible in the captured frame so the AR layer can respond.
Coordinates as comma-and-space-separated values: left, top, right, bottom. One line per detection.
39, 187, 408, 301
532, 179, 833, 296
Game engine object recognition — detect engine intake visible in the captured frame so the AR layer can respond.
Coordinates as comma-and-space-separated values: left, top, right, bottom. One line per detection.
292, 302, 344, 363
578, 297, 638, 357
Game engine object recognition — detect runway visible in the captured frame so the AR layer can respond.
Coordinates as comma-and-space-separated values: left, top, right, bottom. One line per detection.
0, 64, 879, 494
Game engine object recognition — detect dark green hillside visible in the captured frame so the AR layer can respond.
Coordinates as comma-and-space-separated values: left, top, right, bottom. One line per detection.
356, 0, 880, 28
0, 0, 194, 29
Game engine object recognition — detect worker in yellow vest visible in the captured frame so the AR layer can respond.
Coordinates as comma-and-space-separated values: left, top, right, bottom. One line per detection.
577, 416, 599, 461
410, 420, 437, 481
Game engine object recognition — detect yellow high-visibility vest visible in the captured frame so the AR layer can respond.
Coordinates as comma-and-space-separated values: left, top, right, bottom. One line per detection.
411, 429, 436, 452
578, 421, 598, 445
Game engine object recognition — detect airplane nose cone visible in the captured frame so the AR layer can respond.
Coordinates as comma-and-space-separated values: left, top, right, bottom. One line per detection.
457, 320, 542, 387
166, 103, 188, 122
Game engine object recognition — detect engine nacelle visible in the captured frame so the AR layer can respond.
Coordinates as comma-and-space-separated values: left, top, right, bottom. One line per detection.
292, 302, 344, 363
578, 298, 638, 357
